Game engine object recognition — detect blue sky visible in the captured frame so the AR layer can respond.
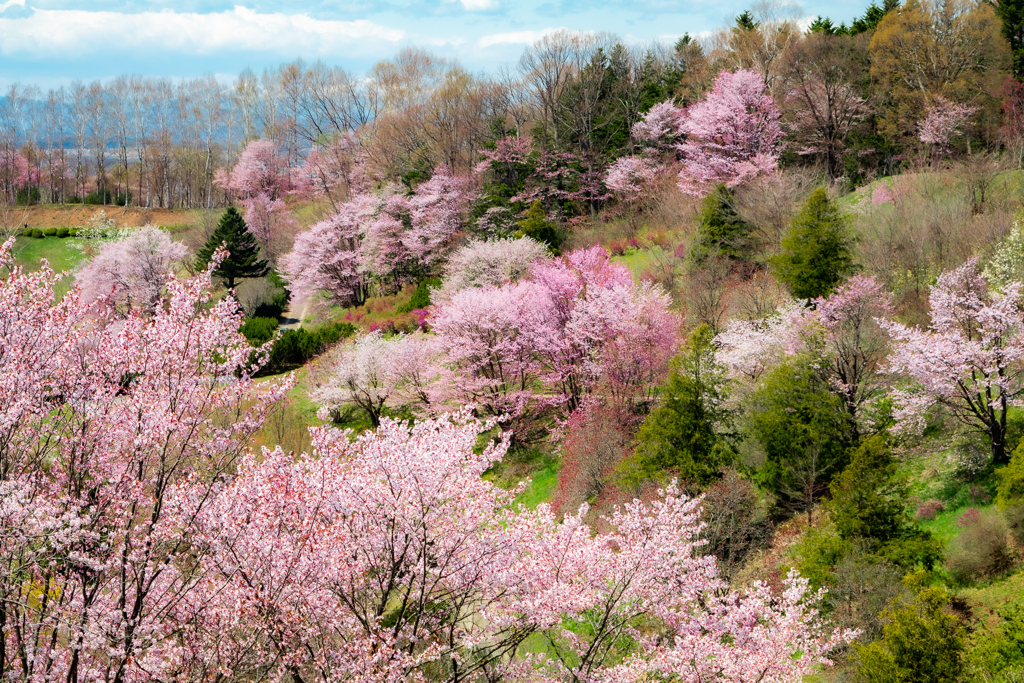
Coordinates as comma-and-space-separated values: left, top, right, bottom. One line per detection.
0, 0, 870, 88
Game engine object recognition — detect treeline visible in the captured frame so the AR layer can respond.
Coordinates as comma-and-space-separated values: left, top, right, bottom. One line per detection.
0, 0, 1020, 210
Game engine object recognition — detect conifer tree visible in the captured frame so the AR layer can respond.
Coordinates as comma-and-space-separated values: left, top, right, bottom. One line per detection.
771, 188, 853, 300
196, 206, 270, 289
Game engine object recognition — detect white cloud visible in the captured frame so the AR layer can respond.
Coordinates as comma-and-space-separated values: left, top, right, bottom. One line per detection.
0, 5, 406, 57
0, 0, 25, 10
459, 0, 499, 9
477, 27, 566, 48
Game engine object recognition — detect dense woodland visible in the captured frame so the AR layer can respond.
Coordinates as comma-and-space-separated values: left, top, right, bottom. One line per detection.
8, 0, 1024, 681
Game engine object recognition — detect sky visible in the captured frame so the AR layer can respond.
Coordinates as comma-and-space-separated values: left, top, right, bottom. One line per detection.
0, 0, 870, 89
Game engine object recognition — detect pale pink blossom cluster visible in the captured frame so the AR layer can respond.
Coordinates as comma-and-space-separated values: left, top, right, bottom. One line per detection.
676, 69, 785, 196
919, 96, 979, 155
430, 246, 681, 418
0, 239, 290, 682
280, 166, 469, 307
75, 224, 189, 315
604, 156, 662, 203
882, 258, 1024, 464
184, 410, 854, 682
432, 236, 550, 303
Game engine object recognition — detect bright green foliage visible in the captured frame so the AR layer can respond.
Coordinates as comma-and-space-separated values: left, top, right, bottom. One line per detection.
626, 326, 734, 486
969, 605, 1024, 679
734, 10, 758, 32
195, 206, 270, 289
696, 184, 754, 260
997, 441, 1024, 506
751, 356, 854, 514
770, 188, 854, 300
239, 317, 278, 347
854, 574, 966, 683
397, 278, 439, 313
829, 437, 941, 569
516, 200, 563, 254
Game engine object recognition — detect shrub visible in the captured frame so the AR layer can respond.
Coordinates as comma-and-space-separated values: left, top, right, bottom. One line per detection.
827, 548, 908, 644
397, 278, 438, 314
259, 321, 356, 375
1003, 504, 1024, 546
65, 195, 82, 204
552, 401, 636, 517
15, 186, 40, 205
56, 227, 70, 238
853, 576, 966, 683
916, 499, 946, 521
42, 227, 57, 237
30, 229, 43, 239
946, 508, 1014, 583
239, 317, 278, 347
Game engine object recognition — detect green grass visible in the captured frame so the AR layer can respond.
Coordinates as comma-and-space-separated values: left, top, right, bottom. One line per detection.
13, 235, 86, 274
515, 456, 559, 509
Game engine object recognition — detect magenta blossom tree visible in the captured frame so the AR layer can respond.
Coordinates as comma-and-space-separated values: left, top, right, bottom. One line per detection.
184, 410, 854, 683
883, 258, 1024, 465
677, 69, 785, 197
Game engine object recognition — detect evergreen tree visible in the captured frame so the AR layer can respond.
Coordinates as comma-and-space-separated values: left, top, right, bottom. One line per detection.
735, 10, 759, 32
195, 206, 270, 289
697, 183, 754, 260
829, 436, 941, 568
751, 356, 854, 518
516, 200, 563, 253
771, 188, 854, 299
992, 0, 1024, 78
627, 326, 735, 486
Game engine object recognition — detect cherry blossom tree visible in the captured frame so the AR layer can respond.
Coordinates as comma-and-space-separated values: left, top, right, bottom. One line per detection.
604, 155, 662, 203
432, 236, 550, 303
280, 193, 378, 308
631, 99, 687, 149
290, 133, 366, 209
531, 246, 680, 412
239, 192, 296, 255
75, 224, 189, 315
405, 165, 468, 269
677, 69, 785, 197
429, 280, 558, 418
919, 96, 979, 157
309, 331, 444, 425
183, 410, 853, 683
883, 258, 1024, 466
214, 139, 291, 199
0, 240, 288, 683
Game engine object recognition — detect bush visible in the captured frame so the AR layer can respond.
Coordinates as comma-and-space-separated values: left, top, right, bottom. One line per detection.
56, 227, 70, 238
853, 576, 966, 683
700, 471, 772, 578
827, 548, 908, 643
239, 317, 278, 347
1004, 504, 1024, 546
259, 321, 356, 375
30, 229, 43, 239
42, 227, 57, 237
916, 499, 946, 521
66, 195, 82, 204
397, 278, 439, 314
946, 508, 1014, 583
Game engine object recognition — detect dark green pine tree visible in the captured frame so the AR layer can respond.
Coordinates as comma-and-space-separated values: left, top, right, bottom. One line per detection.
195, 206, 269, 289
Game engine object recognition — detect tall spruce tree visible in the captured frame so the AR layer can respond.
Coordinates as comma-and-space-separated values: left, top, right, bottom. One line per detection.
196, 206, 270, 289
